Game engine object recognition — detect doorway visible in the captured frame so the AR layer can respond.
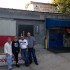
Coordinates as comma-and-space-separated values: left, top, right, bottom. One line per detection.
48, 29, 63, 48
18, 25, 34, 37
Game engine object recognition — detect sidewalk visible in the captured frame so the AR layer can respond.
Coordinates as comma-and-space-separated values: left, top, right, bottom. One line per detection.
1, 44, 70, 70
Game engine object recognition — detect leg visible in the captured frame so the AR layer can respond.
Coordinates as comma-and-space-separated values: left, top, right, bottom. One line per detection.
21, 49, 29, 66
14, 52, 19, 67
14, 52, 18, 64
28, 48, 32, 64
23, 49, 29, 66
7, 55, 12, 69
21, 49, 25, 60
31, 48, 38, 65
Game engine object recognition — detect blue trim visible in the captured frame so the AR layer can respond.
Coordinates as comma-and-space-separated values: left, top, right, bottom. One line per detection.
45, 18, 70, 28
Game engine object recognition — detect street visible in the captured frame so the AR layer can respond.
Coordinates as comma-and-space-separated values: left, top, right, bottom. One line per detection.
1, 44, 70, 70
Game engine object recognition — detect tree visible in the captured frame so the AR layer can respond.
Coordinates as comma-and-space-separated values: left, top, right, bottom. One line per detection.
53, 0, 70, 14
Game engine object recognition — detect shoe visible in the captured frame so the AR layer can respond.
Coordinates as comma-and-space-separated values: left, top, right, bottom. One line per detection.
35, 62, 39, 65
25, 63, 30, 67
9, 68, 12, 70
16, 64, 20, 67
8, 67, 12, 70
29, 62, 32, 64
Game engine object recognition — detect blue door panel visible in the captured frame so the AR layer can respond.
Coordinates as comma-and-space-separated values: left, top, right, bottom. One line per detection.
49, 30, 63, 48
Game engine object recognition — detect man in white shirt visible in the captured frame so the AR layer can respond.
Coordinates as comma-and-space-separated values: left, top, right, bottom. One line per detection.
4, 37, 12, 70
19, 36, 29, 67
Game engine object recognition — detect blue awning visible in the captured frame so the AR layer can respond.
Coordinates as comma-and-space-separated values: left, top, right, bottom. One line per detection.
45, 18, 70, 28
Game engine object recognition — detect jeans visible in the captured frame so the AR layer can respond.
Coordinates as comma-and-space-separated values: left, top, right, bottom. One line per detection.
28, 48, 38, 64
21, 49, 29, 65
6, 54, 12, 69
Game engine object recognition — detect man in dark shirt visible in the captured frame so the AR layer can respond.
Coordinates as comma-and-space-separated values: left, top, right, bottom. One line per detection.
27, 32, 38, 65
12, 37, 20, 67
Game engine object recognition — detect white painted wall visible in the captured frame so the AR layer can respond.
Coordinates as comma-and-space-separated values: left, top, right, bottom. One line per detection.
27, 4, 34, 11
0, 19, 16, 36
32, 3, 55, 12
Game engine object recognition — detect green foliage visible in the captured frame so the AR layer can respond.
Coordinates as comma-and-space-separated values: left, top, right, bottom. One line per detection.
53, 0, 70, 14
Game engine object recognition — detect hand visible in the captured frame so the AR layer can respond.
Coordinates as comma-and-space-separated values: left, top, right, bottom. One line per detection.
26, 48, 28, 52
33, 46, 35, 49
6, 53, 9, 57
16, 51, 18, 53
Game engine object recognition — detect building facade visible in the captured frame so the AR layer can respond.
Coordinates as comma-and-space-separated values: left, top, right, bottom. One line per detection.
0, 8, 70, 47
24, 1, 57, 12
0, 8, 70, 66
45, 18, 70, 49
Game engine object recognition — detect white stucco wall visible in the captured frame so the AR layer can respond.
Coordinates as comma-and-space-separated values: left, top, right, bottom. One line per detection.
25, 3, 56, 12
33, 4, 55, 12
27, 4, 34, 11
0, 19, 16, 36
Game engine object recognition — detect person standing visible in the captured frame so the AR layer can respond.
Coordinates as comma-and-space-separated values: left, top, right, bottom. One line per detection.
4, 37, 12, 70
27, 32, 38, 65
12, 37, 20, 67
19, 36, 29, 67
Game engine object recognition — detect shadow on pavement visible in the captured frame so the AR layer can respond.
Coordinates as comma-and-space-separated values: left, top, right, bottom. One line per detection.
47, 47, 70, 54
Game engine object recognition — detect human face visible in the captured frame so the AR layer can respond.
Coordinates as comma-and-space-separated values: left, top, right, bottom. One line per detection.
14, 37, 18, 41
27, 32, 31, 38
21, 36, 24, 40
8, 37, 11, 43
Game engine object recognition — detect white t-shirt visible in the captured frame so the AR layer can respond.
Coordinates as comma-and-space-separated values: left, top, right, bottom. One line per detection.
19, 39, 28, 49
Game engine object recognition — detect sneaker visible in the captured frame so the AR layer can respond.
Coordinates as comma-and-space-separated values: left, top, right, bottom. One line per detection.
8, 67, 12, 70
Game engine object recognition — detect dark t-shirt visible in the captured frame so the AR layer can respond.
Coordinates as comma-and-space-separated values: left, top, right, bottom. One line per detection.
26, 36, 36, 48
12, 41, 20, 53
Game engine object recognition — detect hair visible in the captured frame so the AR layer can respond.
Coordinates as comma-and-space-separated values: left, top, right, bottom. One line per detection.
14, 36, 18, 39
7, 37, 11, 42
27, 32, 31, 35
8, 37, 11, 40
21, 35, 25, 38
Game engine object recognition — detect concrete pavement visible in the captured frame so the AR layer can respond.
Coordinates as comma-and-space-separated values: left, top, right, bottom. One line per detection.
1, 44, 70, 70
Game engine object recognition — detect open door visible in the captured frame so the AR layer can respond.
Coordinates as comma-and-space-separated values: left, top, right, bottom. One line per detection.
18, 25, 34, 37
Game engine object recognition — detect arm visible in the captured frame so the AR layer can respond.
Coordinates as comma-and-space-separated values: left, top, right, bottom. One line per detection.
18, 42, 20, 53
33, 37, 36, 48
26, 40, 28, 51
4, 44, 8, 55
19, 40, 21, 52
12, 42, 14, 54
